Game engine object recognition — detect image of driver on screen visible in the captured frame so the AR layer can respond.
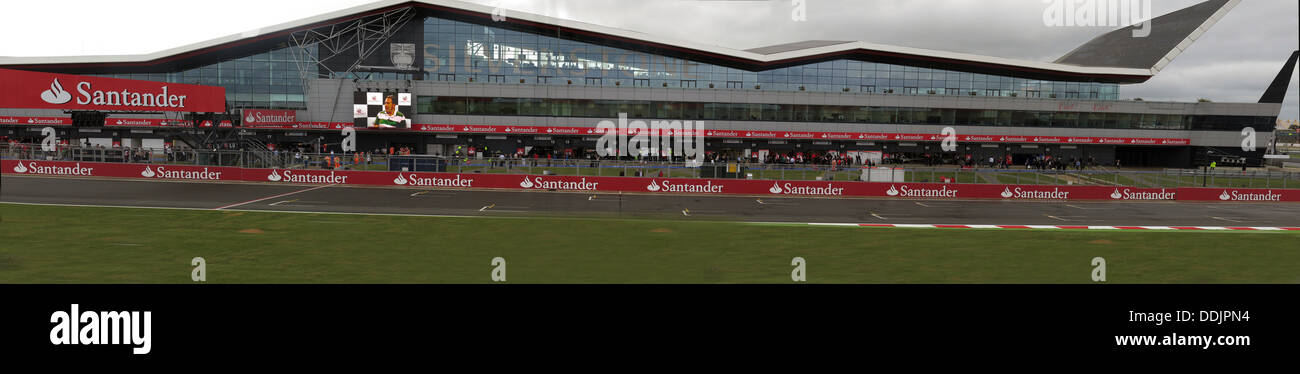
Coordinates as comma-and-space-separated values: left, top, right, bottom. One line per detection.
373, 95, 405, 128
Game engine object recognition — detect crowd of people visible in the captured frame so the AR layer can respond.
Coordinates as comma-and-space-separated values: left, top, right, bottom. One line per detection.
4, 137, 182, 163
6, 135, 1134, 173
265, 144, 418, 170
873, 152, 1102, 171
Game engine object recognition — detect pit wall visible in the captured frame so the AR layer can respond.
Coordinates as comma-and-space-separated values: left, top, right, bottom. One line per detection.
4, 159, 1296, 202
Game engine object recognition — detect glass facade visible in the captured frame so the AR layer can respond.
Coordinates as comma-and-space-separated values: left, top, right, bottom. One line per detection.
92, 46, 311, 110
419, 17, 1119, 99
87, 14, 1133, 112
417, 96, 1272, 132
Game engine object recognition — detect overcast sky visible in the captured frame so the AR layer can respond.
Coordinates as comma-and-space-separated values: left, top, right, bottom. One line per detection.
1, 0, 1295, 120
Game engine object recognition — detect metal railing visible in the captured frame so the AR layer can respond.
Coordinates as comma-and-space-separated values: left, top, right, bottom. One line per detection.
3, 143, 1297, 189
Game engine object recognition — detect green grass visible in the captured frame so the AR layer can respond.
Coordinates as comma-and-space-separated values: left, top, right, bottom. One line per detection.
1028, 172, 1068, 185
992, 173, 1022, 184
2, 203, 1297, 284
991, 172, 1063, 185
906, 171, 958, 183
1141, 173, 1297, 189
1106, 173, 1143, 187
1147, 174, 1186, 187
1203, 175, 1294, 189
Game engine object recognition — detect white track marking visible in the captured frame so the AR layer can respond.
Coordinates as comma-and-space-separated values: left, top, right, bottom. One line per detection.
914, 201, 956, 208
6, 202, 1298, 232
1066, 204, 1113, 210
214, 185, 331, 210
1211, 216, 1247, 223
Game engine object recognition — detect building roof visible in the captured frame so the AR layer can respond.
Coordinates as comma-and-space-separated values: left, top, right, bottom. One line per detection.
0, 0, 1240, 84
1054, 0, 1239, 72
744, 41, 856, 55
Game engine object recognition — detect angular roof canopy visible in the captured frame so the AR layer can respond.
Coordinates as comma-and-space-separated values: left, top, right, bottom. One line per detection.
1054, 0, 1239, 72
0, 0, 1240, 84
744, 41, 855, 55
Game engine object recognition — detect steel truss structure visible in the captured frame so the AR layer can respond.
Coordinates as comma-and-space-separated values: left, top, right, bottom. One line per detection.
288, 6, 417, 85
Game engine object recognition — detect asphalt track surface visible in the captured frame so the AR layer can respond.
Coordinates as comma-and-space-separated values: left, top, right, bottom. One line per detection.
2, 174, 1297, 226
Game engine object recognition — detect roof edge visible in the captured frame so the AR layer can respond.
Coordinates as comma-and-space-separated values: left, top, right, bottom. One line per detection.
0, 0, 1154, 82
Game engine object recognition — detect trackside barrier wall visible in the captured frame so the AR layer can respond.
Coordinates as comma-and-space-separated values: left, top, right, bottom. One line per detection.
5, 159, 1299, 202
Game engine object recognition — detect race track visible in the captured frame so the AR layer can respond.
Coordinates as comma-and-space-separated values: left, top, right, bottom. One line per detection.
3, 174, 1297, 227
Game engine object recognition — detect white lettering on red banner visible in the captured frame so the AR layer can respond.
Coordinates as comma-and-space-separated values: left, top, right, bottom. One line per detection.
10, 161, 93, 176
1218, 189, 1282, 202
242, 109, 297, 125
12, 160, 1287, 202
1, 68, 224, 112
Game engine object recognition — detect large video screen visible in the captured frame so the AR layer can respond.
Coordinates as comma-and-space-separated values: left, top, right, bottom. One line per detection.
353, 91, 412, 129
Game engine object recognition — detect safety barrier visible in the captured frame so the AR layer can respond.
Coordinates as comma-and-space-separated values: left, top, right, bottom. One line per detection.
5, 159, 1299, 202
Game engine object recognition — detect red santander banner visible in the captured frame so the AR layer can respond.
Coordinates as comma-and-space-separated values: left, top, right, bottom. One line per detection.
0, 116, 72, 125
0, 68, 225, 112
1177, 187, 1299, 202
406, 124, 1190, 146
237, 122, 348, 130
104, 118, 192, 127
5, 159, 1296, 202
4, 159, 237, 181
155, 121, 1190, 146
242, 109, 298, 126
